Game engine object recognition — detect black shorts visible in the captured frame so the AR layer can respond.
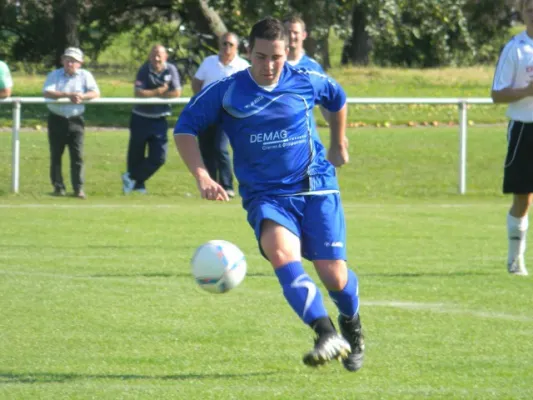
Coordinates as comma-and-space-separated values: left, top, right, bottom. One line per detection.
503, 120, 533, 194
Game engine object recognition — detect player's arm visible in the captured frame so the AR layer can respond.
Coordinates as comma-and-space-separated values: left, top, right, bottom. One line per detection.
491, 44, 533, 103
327, 104, 349, 167
491, 83, 533, 103
174, 135, 229, 201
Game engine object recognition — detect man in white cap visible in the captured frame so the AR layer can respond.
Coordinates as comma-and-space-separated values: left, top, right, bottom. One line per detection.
43, 47, 100, 199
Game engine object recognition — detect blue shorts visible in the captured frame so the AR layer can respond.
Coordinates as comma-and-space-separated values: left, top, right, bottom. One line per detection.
244, 193, 346, 261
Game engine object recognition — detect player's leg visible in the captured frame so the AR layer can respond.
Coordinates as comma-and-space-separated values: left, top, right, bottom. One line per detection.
503, 120, 533, 276
47, 113, 67, 195
259, 218, 350, 367
507, 193, 532, 275
302, 193, 365, 371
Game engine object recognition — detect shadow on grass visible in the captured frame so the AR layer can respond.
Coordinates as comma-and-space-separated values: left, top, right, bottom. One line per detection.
0, 370, 279, 384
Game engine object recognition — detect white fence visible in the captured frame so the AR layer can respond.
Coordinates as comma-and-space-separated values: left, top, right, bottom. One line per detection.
0, 96, 494, 194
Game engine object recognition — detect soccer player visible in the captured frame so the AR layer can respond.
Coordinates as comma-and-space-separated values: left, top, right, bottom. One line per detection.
491, 0, 533, 276
173, 17, 365, 370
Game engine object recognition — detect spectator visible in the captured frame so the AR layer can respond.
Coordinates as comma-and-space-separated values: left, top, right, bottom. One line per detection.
122, 45, 181, 194
283, 15, 330, 123
0, 60, 13, 98
191, 32, 249, 199
43, 47, 100, 199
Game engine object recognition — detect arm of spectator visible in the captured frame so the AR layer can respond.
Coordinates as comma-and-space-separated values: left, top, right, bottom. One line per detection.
0, 87, 11, 98
135, 85, 169, 98
192, 78, 204, 95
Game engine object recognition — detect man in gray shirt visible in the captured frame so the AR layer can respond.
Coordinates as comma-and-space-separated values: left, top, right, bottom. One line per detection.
43, 47, 100, 199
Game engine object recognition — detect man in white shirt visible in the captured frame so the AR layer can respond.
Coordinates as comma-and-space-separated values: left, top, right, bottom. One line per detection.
43, 47, 100, 199
191, 32, 249, 198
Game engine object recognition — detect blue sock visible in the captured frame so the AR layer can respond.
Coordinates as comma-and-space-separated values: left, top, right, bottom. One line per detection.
329, 269, 360, 319
275, 261, 328, 325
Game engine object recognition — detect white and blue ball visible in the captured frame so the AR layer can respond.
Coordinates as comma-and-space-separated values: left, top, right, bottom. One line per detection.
191, 240, 247, 294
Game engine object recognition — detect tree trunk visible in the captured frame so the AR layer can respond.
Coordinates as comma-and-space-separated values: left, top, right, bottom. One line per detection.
342, 2, 371, 66
53, 0, 80, 67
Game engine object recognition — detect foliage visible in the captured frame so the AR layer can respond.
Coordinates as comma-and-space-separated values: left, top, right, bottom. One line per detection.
362, 0, 514, 67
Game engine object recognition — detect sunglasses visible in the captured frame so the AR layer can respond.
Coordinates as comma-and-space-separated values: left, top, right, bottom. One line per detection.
222, 42, 236, 47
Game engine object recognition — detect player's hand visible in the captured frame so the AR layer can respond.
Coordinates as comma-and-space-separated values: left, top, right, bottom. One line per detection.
328, 144, 349, 167
196, 174, 229, 201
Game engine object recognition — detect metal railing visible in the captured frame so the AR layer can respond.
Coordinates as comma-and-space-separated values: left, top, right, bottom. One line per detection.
0, 97, 494, 194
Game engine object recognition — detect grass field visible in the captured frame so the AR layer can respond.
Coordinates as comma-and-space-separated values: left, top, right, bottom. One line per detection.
1, 127, 532, 399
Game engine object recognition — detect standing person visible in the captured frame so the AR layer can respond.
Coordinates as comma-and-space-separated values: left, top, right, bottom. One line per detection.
283, 15, 325, 74
491, 0, 533, 277
43, 47, 100, 199
174, 17, 364, 370
0, 60, 13, 98
191, 32, 249, 198
283, 15, 330, 123
122, 45, 181, 194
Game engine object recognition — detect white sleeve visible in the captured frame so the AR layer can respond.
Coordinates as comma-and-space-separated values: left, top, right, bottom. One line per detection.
194, 59, 209, 80
492, 42, 517, 91
84, 71, 100, 93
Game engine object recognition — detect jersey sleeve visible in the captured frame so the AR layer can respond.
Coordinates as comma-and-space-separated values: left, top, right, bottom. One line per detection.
173, 80, 225, 136
194, 59, 208, 81
169, 64, 181, 91
84, 71, 100, 94
492, 41, 517, 91
309, 72, 346, 112
134, 65, 146, 89
42, 70, 57, 92
0, 63, 12, 89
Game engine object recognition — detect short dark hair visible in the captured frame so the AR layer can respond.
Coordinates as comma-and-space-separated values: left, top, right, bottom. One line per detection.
282, 14, 306, 32
248, 17, 287, 52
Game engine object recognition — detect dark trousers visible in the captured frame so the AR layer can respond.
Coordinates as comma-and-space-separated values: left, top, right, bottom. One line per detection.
127, 113, 168, 189
47, 113, 85, 192
198, 125, 233, 191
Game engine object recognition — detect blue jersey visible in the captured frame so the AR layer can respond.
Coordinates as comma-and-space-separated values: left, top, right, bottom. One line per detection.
290, 54, 325, 74
174, 64, 346, 200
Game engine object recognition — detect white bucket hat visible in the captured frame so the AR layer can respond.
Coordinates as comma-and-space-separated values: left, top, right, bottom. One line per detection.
63, 47, 84, 63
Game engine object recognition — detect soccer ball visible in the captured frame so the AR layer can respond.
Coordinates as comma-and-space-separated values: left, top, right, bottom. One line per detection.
191, 240, 247, 294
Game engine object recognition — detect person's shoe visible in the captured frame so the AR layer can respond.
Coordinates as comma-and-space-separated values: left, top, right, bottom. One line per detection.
134, 188, 147, 194
75, 190, 86, 199
122, 172, 136, 194
338, 314, 365, 372
302, 332, 351, 367
53, 188, 66, 196
508, 257, 528, 276
225, 189, 235, 199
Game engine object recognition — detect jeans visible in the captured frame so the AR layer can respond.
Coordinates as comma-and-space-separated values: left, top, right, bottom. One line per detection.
198, 125, 234, 191
47, 113, 85, 192
127, 113, 168, 189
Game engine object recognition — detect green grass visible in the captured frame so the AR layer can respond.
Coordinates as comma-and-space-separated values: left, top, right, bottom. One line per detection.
1, 127, 532, 399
